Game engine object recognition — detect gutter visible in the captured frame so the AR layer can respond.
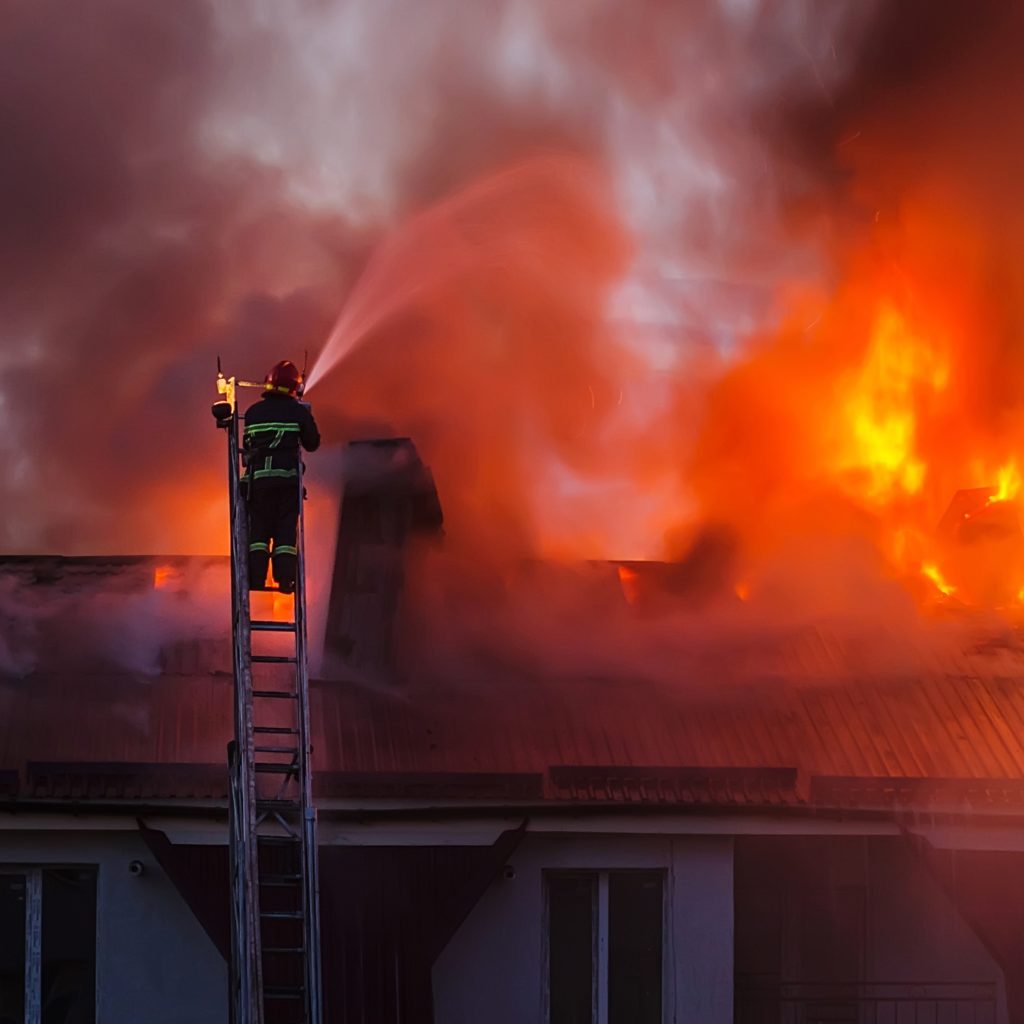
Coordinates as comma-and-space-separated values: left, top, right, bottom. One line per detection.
3, 796, 1024, 833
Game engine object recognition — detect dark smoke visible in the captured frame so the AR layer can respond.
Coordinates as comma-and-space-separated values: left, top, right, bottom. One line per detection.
0, 0, 877, 559
772, 0, 1024, 258
15, 0, 1024, 688
0, 0, 352, 553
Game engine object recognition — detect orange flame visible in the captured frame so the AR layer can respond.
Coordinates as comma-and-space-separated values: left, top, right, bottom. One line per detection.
153, 564, 178, 589
617, 565, 640, 605
832, 304, 948, 504
248, 589, 295, 623
272, 593, 293, 622
922, 562, 956, 597
988, 458, 1022, 505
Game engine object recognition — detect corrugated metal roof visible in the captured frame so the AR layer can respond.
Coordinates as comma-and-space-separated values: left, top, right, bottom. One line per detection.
308, 665, 1024, 784
4, 658, 1024, 809
6, 557, 1024, 809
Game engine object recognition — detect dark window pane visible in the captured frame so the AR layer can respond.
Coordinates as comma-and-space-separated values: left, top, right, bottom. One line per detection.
41, 869, 96, 1024
548, 874, 594, 1024
608, 872, 662, 1024
0, 875, 25, 1024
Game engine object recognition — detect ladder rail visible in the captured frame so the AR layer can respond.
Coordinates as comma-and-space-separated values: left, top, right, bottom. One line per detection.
294, 474, 323, 1024
228, 743, 251, 1024
227, 406, 265, 1024
221, 376, 322, 1024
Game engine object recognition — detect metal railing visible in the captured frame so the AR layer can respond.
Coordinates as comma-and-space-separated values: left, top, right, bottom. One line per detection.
735, 980, 998, 1024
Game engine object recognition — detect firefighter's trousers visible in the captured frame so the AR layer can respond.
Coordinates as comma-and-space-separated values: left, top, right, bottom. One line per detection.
247, 479, 300, 591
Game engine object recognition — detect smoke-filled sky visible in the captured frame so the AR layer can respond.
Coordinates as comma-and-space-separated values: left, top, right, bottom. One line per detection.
0, 0, 867, 554
5, 0, 1021, 588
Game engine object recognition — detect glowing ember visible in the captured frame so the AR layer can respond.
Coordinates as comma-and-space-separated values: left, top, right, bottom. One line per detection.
734, 581, 751, 602
153, 565, 179, 589
617, 565, 640, 606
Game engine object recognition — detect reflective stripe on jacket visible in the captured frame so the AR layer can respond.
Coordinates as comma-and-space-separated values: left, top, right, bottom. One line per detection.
242, 392, 321, 483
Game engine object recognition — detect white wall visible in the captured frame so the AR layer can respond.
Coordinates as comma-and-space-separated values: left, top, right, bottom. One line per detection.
432, 833, 733, 1024
669, 837, 733, 1023
0, 829, 227, 1024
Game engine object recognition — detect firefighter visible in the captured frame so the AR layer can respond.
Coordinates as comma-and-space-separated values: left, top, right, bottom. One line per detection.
243, 360, 320, 592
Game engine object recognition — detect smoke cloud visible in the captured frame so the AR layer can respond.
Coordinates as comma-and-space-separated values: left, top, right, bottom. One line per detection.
0, 560, 228, 679
22, 0, 1024, 682
1, 0, 874, 560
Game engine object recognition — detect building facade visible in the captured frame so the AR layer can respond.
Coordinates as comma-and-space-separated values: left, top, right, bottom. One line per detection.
2, 556, 1024, 1022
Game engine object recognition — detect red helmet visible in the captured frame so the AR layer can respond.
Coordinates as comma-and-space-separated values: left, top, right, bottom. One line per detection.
264, 360, 302, 396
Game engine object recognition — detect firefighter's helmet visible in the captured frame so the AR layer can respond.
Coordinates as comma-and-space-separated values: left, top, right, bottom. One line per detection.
264, 360, 303, 396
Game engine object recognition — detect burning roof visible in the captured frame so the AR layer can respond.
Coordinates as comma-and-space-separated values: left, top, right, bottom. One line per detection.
5, 552, 1024, 818
6, 622, 1024, 815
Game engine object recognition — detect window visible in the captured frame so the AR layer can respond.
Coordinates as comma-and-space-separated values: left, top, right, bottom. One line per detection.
0, 868, 96, 1024
546, 871, 664, 1024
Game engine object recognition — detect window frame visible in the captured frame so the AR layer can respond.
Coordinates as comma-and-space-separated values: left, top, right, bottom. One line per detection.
0, 867, 41, 1024
0, 865, 97, 1024
543, 868, 667, 1024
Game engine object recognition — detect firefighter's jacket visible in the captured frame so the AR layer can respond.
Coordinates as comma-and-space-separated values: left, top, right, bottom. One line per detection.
242, 392, 321, 488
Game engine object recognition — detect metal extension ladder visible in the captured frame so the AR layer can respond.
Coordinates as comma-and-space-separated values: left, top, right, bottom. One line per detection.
215, 371, 323, 1024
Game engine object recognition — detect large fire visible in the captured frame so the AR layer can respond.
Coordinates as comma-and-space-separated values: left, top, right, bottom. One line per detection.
646, 138, 1024, 622
685, 230, 1024, 614
301, 155, 1024, 626
825, 298, 1023, 608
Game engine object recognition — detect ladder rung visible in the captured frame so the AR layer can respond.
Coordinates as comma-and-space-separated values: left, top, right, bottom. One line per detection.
252, 655, 298, 664
254, 745, 299, 754
250, 620, 296, 632
255, 762, 298, 774
257, 834, 301, 845
255, 798, 301, 809
252, 690, 297, 699
261, 909, 304, 920
260, 875, 302, 886
263, 946, 306, 955
255, 816, 299, 834
264, 986, 305, 1000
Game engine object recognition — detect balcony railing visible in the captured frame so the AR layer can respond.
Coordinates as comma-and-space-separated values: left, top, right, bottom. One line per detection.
735, 980, 998, 1024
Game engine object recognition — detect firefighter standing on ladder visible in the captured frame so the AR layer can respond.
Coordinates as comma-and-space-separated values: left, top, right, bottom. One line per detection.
243, 360, 320, 593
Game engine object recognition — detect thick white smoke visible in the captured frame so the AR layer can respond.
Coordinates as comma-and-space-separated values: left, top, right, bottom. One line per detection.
207, 0, 874, 342
0, 0, 874, 556
205, 0, 877, 559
